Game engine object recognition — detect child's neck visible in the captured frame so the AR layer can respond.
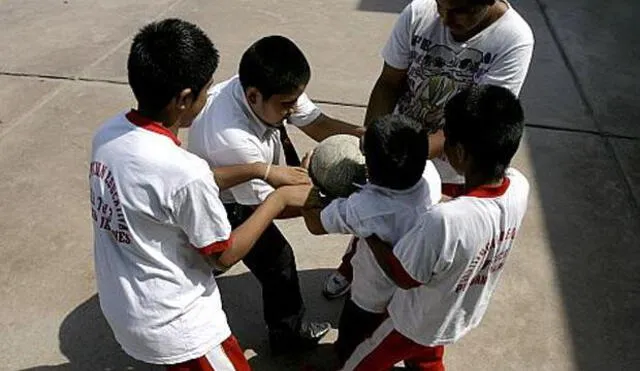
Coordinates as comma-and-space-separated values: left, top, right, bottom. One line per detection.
464, 171, 504, 192
136, 107, 180, 136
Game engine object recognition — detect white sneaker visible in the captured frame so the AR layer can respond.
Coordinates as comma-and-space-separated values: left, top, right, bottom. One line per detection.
322, 271, 351, 299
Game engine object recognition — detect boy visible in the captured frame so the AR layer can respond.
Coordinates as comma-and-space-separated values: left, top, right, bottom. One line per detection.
90, 19, 311, 370
301, 114, 442, 363
323, 0, 534, 298
341, 85, 529, 370
187, 35, 363, 354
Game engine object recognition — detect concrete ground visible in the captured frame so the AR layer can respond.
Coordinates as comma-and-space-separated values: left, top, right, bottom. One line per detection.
0, 0, 638, 370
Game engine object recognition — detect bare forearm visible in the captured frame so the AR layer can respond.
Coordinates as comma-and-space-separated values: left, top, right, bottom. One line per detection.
277, 205, 303, 219
428, 129, 445, 159
213, 163, 266, 191
217, 190, 286, 267
365, 235, 419, 290
301, 207, 327, 235
317, 117, 364, 141
364, 79, 403, 127
301, 114, 364, 142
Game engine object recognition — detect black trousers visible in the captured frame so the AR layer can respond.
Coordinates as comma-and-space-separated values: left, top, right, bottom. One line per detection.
224, 202, 305, 337
335, 298, 388, 364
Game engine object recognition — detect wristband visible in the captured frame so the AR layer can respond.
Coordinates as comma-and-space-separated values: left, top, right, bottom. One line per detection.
263, 163, 272, 181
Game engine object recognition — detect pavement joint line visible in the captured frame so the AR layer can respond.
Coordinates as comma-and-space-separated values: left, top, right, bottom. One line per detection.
313, 99, 367, 109
2, 71, 640, 143
0, 80, 71, 143
82, 0, 188, 73
534, 0, 596, 120
535, 0, 640, 211
3, 69, 640, 140
524, 123, 640, 141
0, 0, 188, 145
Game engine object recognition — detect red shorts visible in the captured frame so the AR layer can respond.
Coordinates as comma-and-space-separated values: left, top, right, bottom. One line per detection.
341, 318, 444, 371
165, 335, 251, 371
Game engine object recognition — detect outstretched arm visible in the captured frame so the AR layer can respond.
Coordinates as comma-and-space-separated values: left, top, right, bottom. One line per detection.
211, 185, 313, 270
365, 234, 421, 290
299, 113, 364, 142
213, 163, 311, 191
301, 187, 330, 235
363, 63, 407, 127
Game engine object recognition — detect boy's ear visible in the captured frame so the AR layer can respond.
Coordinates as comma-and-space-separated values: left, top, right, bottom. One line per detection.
245, 87, 261, 105
176, 88, 194, 110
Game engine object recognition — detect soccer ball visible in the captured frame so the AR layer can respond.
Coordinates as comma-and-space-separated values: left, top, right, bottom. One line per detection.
309, 134, 366, 198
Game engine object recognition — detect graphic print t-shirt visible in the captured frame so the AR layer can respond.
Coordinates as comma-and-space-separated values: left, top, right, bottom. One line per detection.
383, 0, 534, 131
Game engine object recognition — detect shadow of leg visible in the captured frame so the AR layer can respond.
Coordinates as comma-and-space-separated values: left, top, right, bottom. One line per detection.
218, 269, 344, 370
57, 295, 157, 370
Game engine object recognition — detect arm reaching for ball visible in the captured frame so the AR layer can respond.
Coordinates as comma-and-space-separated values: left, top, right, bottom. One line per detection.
301, 187, 329, 235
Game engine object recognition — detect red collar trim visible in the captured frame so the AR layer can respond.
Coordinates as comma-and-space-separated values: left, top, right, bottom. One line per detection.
125, 110, 181, 146
464, 177, 510, 198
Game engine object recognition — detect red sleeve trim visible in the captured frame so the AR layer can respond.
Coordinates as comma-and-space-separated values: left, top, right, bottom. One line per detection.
197, 237, 234, 256
378, 245, 421, 289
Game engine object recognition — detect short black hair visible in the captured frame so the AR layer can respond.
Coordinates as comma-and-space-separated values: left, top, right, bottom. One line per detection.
363, 115, 429, 190
238, 35, 311, 100
127, 18, 219, 113
444, 85, 524, 180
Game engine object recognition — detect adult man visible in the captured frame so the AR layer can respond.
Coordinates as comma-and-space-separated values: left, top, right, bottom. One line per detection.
323, 0, 534, 299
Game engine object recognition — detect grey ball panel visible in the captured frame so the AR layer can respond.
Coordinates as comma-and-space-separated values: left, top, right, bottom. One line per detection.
309, 135, 366, 198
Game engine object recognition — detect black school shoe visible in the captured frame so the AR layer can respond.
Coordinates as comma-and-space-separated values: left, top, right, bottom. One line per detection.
269, 321, 331, 355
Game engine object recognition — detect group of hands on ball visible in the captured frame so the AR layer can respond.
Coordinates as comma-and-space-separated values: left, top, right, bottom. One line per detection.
261, 150, 326, 214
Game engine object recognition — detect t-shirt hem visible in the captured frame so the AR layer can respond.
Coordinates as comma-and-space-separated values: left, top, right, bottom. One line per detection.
122, 329, 232, 365
351, 296, 387, 314
390, 312, 469, 347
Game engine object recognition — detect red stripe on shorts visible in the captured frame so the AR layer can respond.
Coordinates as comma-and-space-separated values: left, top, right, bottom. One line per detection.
165, 355, 214, 371
221, 335, 251, 371
353, 329, 444, 371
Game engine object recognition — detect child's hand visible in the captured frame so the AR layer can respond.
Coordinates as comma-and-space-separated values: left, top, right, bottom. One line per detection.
276, 184, 314, 208
266, 165, 311, 188
301, 150, 313, 170
304, 186, 328, 210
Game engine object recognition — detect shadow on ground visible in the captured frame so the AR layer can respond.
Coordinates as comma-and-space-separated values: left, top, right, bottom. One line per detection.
20, 268, 342, 371
357, 0, 409, 13
524, 128, 640, 370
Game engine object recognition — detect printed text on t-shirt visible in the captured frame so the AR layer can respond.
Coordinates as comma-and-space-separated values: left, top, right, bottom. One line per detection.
89, 162, 132, 244
455, 228, 517, 293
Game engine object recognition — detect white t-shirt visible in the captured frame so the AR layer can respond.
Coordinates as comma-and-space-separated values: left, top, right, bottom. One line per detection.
188, 75, 322, 205
90, 111, 233, 364
321, 162, 441, 313
387, 168, 529, 346
383, 0, 534, 183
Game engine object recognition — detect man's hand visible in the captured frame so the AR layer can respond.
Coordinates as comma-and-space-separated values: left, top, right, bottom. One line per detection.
428, 129, 445, 159
265, 165, 311, 188
425, 108, 444, 130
